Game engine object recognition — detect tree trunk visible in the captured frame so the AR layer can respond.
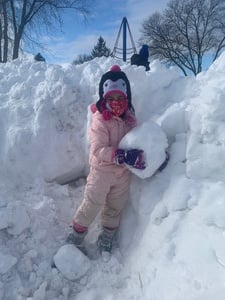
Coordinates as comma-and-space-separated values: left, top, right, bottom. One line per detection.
0, 16, 2, 62
3, 0, 8, 62
12, 33, 21, 59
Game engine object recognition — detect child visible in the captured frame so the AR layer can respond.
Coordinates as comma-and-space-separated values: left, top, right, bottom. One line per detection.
131, 44, 150, 71
67, 65, 145, 254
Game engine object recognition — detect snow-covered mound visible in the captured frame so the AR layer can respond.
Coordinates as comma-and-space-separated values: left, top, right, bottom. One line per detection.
0, 53, 225, 299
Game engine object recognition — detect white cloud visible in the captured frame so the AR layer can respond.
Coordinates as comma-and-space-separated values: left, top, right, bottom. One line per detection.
44, 34, 100, 63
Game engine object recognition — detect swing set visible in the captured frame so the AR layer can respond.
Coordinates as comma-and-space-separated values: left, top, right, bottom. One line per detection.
111, 17, 137, 62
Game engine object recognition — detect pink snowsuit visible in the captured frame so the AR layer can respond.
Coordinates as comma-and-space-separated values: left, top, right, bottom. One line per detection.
73, 110, 136, 229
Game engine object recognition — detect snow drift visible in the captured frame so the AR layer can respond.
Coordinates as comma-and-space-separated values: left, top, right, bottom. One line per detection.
1, 54, 225, 299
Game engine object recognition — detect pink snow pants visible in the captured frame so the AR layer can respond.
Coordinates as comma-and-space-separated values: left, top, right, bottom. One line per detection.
74, 167, 131, 228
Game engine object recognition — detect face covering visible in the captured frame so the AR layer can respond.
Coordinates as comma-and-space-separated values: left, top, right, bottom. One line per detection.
107, 99, 128, 117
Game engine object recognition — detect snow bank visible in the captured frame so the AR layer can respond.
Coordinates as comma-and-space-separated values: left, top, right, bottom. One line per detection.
1, 54, 225, 299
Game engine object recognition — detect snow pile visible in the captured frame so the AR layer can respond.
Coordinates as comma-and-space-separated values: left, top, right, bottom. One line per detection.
187, 60, 225, 181
0, 53, 225, 299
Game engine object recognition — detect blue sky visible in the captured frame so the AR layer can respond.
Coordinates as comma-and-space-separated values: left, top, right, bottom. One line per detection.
36, 0, 169, 64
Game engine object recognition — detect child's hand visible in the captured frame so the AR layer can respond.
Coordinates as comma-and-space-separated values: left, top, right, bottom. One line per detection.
126, 149, 146, 169
114, 149, 146, 170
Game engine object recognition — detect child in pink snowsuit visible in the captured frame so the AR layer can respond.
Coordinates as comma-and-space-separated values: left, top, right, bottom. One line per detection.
67, 65, 145, 254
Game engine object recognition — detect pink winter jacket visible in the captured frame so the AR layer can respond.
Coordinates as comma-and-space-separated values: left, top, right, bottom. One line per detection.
89, 110, 136, 176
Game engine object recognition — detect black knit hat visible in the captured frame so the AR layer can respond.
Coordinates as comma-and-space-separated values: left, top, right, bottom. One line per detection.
96, 65, 134, 113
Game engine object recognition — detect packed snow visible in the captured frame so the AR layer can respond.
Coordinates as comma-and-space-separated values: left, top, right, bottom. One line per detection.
119, 120, 168, 178
1, 53, 225, 300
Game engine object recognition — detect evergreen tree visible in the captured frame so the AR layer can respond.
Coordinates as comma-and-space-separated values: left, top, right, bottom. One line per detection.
91, 36, 111, 58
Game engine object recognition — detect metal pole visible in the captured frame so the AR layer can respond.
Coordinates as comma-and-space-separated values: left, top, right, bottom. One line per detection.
122, 17, 127, 62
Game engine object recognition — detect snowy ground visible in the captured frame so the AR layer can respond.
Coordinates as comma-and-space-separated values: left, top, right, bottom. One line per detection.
1, 55, 225, 299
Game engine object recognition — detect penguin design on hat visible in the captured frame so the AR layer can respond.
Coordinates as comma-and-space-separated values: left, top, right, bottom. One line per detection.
96, 65, 135, 115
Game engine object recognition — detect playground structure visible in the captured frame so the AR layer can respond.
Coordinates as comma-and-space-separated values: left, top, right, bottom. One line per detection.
111, 17, 137, 62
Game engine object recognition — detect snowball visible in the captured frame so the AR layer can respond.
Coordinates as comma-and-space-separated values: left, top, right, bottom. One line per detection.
119, 120, 168, 178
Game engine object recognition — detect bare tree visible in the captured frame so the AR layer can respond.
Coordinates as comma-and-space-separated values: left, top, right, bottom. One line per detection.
0, 0, 91, 62
140, 0, 225, 76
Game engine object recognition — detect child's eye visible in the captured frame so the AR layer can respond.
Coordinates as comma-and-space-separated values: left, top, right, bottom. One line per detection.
118, 96, 124, 101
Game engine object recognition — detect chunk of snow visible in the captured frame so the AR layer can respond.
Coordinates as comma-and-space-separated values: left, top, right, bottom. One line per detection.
0, 252, 17, 274
53, 244, 91, 280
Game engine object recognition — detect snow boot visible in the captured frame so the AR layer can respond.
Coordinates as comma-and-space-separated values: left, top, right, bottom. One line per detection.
97, 227, 117, 254
66, 229, 88, 255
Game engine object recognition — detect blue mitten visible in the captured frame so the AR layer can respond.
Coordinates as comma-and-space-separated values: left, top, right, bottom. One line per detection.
114, 149, 146, 170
